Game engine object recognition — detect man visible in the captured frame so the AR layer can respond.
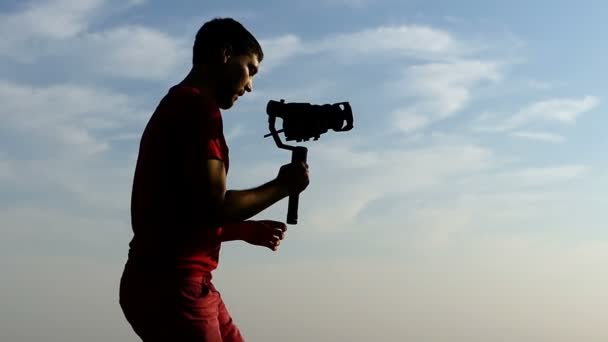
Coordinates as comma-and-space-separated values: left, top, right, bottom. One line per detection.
119, 18, 310, 341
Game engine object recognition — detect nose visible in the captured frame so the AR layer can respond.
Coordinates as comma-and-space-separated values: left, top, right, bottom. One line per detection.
244, 78, 252, 93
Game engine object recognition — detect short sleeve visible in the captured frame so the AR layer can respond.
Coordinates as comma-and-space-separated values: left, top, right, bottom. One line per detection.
200, 116, 225, 163
172, 90, 227, 167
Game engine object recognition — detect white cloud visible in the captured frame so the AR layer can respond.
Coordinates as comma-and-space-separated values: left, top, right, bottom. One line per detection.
498, 165, 589, 186
259, 34, 303, 72
240, 131, 593, 237
341, 163, 598, 248
320, 0, 375, 8
0, 0, 103, 40
315, 25, 466, 60
289, 140, 497, 232
510, 131, 565, 143
125, 0, 145, 6
392, 111, 430, 133
0, 0, 185, 81
82, 25, 189, 80
476, 96, 600, 132
506, 96, 599, 127
0, 80, 143, 210
404, 60, 501, 114
258, 24, 472, 71
229, 138, 501, 235
225, 124, 245, 141
0, 0, 104, 61
390, 60, 501, 132
0, 80, 141, 133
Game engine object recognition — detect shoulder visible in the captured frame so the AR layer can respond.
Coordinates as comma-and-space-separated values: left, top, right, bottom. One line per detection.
166, 87, 226, 145
168, 85, 219, 117
153, 85, 220, 132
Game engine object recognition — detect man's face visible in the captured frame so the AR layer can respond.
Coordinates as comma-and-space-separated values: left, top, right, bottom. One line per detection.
216, 52, 260, 110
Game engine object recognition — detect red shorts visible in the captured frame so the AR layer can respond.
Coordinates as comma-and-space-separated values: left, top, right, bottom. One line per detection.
119, 262, 244, 342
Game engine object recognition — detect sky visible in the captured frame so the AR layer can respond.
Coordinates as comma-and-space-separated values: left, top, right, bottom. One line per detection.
1, 0, 607, 341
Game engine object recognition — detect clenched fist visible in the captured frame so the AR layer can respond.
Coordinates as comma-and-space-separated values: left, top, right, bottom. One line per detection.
276, 161, 310, 195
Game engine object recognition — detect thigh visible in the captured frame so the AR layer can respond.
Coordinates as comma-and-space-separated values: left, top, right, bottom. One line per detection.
170, 278, 224, 341
121, 267, 225, 342
215, 289, 245, 342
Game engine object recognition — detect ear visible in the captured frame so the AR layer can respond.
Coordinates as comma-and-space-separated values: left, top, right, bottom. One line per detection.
221, 44, 233, 63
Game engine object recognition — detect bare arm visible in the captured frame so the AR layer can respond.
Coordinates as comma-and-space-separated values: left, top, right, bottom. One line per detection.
205, 159, 288, 223
203, 159, 308, 242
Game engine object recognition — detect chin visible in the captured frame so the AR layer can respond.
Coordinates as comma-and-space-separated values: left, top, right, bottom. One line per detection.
218, 101, 235, 110
218, 96, 238, 110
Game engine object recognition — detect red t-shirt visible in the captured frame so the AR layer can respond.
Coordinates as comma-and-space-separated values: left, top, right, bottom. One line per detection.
128, 85, 229, 273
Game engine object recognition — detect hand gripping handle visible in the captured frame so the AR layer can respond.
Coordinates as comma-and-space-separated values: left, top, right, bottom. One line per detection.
287, 146, 308, 224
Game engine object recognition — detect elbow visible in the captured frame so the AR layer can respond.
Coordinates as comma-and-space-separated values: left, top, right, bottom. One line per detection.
209, 190, 239, 225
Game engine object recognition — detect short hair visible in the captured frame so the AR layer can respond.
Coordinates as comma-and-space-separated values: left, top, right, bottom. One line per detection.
193, 18, 264, 65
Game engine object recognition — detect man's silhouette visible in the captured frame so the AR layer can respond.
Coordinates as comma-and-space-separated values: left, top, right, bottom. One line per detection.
119, 18, 309, 341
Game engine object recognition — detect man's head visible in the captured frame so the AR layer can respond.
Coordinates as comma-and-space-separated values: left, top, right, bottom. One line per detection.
193, 18, 263, 109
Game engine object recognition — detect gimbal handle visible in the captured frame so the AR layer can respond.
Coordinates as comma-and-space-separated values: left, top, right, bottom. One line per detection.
287, 146, 308, 225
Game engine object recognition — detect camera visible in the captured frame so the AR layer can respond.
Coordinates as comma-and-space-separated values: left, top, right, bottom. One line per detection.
264, 99, 355, 224
266, 100, 354, 142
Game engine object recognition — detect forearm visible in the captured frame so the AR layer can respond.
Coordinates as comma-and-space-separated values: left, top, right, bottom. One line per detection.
218, 178, 288, 224
196, 159, 306, 242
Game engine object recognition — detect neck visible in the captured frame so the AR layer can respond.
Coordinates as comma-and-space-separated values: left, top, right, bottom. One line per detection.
179, 65, 216, 97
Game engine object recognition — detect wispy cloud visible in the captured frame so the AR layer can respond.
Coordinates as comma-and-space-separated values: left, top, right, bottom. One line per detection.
0, 0, 103, 41
320, 0, 376, 8
315, 25, 467, 60
259, 34, 303, 72
0, 80, 141, 134
293, 140, 498, 232
0, 0, 106, 62
0, 80, 142, 211
475, 96, 600, 132
254, 26, 501, 134
390, 60, 502, 132
258, 24, 472, 72
496, 165, 589, 186
0, 0, 184, 81
506, 96, 599, 127
510, 131, 565, 143
225, 124, 245, 141
81, 25, 189, 80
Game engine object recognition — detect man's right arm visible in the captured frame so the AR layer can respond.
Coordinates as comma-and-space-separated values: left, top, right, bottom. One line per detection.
203, 159, 309, 226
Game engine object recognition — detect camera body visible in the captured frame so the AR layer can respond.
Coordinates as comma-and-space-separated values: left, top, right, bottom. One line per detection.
266, 99, 354, 143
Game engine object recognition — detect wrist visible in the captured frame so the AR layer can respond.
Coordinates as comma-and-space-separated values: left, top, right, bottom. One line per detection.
272, 178, 290, 198
218, 221, 253, 242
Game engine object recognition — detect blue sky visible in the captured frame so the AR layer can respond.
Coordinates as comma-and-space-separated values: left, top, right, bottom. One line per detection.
1, 0, 607, 341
